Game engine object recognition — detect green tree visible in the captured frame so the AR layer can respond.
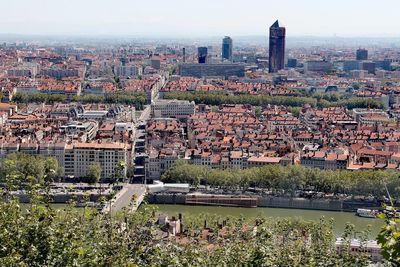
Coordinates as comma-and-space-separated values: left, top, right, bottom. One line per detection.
161, 161, 400, 198
86, 163, 102, 184
164, 91, 383, 110
12, 92, 29, 103
126, 164, 135, 179
44, 157, 59, 183
112, 160, 126, 186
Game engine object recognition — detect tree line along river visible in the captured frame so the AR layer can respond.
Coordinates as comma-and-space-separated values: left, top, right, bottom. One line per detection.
155, 204, 384, 237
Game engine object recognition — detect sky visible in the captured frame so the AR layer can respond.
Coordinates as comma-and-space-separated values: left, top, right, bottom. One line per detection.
1, 0, 399, 37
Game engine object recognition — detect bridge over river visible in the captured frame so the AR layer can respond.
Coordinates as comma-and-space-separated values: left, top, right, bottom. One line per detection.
102, 184, 146, 214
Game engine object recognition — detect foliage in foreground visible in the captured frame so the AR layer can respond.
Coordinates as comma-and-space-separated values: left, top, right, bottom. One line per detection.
162, 160, 400, 198
378, 206, 400, 265
0, 155, 398, 266
0, 198, 374, 267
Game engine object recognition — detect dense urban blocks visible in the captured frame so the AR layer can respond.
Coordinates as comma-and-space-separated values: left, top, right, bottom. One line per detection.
0, 21, 400, 266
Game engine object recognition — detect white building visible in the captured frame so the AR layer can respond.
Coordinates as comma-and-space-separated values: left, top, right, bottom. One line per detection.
114, 64, 142, 78
0, 142, 131, 180
7, 63, 40, 78
41, 68, 79, 79
151, 99, 195, 118
59, 121, 99, 141
73, 142, 130, 179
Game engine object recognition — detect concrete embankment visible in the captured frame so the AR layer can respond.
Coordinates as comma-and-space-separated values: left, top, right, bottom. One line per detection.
15, 193, 103, 203
147, 193, 381, 212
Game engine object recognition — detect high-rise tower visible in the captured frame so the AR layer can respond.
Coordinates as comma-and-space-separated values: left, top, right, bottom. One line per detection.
198, 47, 208, 64
222, 36, 233, 62
269, 20, 286, 73
356, 48, 368, 61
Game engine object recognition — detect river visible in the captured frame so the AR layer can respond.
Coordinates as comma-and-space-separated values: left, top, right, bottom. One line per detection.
155, 204, 384, 237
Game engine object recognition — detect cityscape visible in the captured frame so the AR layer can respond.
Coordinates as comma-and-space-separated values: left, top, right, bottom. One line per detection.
1, 0, 400, 266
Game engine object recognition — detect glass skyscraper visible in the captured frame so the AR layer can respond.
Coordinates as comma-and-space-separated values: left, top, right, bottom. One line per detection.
222, 36, 233, 62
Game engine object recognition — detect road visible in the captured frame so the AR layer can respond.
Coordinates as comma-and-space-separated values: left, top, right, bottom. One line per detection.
137, 85, 162, 123
103, 184, 146, 213
138, 105, 151, 122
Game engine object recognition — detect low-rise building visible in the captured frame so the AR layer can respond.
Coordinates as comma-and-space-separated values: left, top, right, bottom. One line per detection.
305, 61, 333, 73
301, 152, 348, 170
179, 63, 245, 78
151, 99, 195, 119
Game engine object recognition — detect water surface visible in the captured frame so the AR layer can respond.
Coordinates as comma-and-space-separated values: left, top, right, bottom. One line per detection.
156, 204, 384, 237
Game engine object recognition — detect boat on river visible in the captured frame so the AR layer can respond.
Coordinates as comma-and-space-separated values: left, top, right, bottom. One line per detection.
185, 193, 258, 208
356, 208, 378, 218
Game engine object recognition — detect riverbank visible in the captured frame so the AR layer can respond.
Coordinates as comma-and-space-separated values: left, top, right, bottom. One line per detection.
147, 193, 383, 212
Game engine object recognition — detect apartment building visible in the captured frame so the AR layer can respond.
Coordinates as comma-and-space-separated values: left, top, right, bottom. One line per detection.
145, 149, 182, 181
305, 61, 333, 73
39, 143, 68, 169
73, 142, 129, 179
7, 63, 40, 78
352, 109, 392, 124
41, 68, 80, 79
114, 64, 142, 78
0, 141, 131, 180
301, 151, 348, 170
59, 121, 99, 142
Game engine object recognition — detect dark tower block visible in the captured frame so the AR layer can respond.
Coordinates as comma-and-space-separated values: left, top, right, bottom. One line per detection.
198, 47, 208, 64
222, 36, 233, 62
269, 20, 286, 73
356, 48, 368, 61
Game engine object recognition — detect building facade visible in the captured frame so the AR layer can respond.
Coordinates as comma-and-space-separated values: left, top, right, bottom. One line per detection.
151, 99, 195, 118
114, 64, 142, 78
73, 143, 129, 179
179, 63, 245, 78
0, 142, 131, 179
305, 61, 333, 73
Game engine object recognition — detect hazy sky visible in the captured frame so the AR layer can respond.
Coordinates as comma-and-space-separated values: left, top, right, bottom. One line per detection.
1, 0, 399, 37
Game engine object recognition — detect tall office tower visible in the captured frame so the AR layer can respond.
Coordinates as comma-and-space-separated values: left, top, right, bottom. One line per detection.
269, 20, 286, 73
287, 58, 297, 68
198, 47, 208, 64
120, 57, 128, 66
182, 47, 186, 63
222, 36, 233, 61
356, 48, 368, 61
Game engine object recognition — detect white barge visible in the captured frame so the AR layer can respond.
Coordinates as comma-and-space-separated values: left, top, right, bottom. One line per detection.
356, 208, 378, 218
